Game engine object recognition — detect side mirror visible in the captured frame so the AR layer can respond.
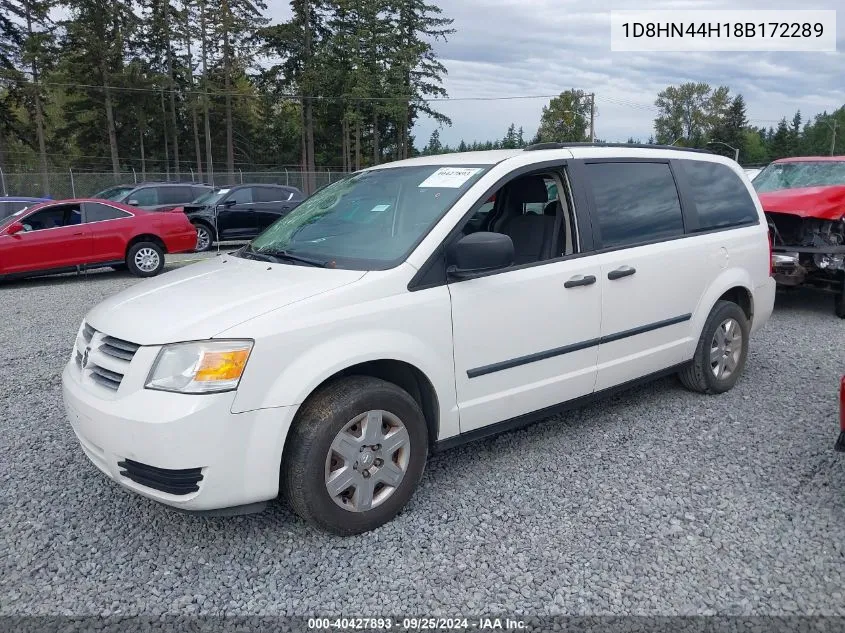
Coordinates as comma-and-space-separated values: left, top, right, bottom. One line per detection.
127, 199, 139, 206
6, 222, 24, 235
223, 199, 237, 207
447, 232, 514, 280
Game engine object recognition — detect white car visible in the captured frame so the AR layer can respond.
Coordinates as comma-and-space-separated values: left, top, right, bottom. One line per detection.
744, 167, 763, 181
62, 144, 776, 534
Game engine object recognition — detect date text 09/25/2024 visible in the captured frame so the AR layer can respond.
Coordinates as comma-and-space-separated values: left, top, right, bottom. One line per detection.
307, 617, 527, 631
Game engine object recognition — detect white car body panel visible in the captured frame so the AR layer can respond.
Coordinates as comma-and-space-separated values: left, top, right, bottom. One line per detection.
62, 146, 776, 512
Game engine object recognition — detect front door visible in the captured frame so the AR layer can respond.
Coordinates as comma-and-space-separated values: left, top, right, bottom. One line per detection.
217, 187, 256, 240
448, 167, 601, 433
1, 204, 90, 274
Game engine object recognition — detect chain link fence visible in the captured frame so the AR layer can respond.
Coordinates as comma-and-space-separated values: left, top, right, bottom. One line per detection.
0, 169, 348, 199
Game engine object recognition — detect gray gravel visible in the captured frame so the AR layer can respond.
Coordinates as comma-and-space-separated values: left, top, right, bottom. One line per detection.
1, 266, 844, 617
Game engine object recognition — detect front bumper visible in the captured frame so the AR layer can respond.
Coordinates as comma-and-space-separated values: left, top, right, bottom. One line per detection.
62, 362, 296, 511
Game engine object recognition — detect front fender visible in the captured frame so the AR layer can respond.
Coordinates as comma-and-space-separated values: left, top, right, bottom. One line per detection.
228, 282, 459, 440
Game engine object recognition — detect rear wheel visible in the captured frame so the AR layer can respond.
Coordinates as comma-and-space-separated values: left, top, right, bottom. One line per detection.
679, 300, 750, 394
282, 376, 428, 535
126, 241, 165, 277
193, 223, 213, 252
835, 292, 845, 319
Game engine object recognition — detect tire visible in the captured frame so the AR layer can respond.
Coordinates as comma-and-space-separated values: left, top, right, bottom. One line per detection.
193, 222, 213, 252
282, 376, 428, 535
126, 241, 165, 278
835, 287, 845, 319
679, 300, 750, 394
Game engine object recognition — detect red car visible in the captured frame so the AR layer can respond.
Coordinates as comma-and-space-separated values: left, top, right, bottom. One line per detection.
0, 198, 197, 280
754, 156, 845, 317
836, 377, 845, 453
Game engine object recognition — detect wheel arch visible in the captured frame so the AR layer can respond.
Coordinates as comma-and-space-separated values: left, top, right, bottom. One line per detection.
296, 360, 440, 450
688, 269, 756, 359
126, 233, 167, 254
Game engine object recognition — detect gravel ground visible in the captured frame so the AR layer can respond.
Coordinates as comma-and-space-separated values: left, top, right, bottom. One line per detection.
1, 266, 844, 617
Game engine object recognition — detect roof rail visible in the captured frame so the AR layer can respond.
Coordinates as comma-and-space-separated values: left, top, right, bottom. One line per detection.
523, 142, 713, 154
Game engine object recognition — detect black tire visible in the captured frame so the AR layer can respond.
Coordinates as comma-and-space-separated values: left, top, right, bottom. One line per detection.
193, 222, 214, 252
679, 300, 750, 394
282, 376, 428, 535
125, 241, 165, 278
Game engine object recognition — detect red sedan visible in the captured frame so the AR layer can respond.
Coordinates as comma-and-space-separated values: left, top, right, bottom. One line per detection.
0, 198, 197, 280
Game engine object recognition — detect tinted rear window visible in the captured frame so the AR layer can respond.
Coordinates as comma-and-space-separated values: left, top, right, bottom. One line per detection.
585, 162, 684, 248
159, 186, 195, 205
679, 160, 759, 230
85, 202, 131, 222
255, 187, 289, 203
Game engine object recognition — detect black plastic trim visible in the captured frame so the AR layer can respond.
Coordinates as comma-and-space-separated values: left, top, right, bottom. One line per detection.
467, 337, 601, 379
118, 459, 204, 496
524, 142, 714, 154
467, 313, 691, 378
436, 362, 690, 451
600, 313, 691, 344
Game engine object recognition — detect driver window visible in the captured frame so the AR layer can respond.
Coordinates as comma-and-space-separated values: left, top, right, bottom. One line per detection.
21, 205, 82, 231
460, 169, 577, 265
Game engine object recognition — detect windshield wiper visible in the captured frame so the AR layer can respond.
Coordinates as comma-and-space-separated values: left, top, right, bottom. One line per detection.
259, 249, 332, 268
237, 245, 275, 262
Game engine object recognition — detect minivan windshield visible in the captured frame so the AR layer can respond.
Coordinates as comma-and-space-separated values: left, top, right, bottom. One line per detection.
94, 185, 135, 201
240, 165, 490, 270
753, 160, 845, 193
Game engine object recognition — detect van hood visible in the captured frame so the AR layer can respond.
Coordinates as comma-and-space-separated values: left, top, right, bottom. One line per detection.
758, 185, 845, 221
85, 255, 367, 345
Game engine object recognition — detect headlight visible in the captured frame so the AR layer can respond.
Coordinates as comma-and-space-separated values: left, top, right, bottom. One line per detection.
145, 340, 253, 394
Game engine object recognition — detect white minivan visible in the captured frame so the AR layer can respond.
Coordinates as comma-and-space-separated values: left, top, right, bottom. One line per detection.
62, 144, 776, 534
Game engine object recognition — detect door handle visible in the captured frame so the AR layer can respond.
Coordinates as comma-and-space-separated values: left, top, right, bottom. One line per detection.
72, 232, 85, 236
564, 274, 596, 288
608, 266, 636, 280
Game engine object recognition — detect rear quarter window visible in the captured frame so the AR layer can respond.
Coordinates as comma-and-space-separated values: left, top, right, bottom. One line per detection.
679, 160, 759, 231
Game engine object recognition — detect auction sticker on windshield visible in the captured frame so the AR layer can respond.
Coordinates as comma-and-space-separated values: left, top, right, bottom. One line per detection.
419, 167, 482, 188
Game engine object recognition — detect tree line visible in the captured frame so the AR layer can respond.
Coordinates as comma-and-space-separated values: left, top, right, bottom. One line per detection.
0, 0, 454, 192
421, 84, 843, 166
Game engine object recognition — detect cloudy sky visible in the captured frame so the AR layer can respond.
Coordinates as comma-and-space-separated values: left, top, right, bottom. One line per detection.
266, 0, 844, 148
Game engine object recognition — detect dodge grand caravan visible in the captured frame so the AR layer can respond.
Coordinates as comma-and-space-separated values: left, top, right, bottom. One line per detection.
62, 144, 776, 534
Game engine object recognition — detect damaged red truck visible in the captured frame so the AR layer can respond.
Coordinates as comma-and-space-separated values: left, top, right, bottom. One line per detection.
755, 156, 845, 318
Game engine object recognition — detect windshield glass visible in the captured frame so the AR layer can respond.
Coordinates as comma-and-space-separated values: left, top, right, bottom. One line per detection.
241, 165, 490, 270
94, 185, 135, 201
754, 161, 845, 193
0, 207, 31, 230
191, 188, 230, 206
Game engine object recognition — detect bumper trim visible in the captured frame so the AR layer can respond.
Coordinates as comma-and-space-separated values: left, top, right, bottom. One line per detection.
117, 459, 204, 495
835, 432, 845, 453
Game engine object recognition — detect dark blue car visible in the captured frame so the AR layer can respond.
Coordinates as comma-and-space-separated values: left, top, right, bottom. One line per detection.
0, 197, 49, 220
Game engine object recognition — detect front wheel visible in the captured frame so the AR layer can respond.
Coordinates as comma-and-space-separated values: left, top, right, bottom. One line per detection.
835, 288, 845, 319
679, 300, 750, 394
126, 242, 165, 277
193, 223, 213, 252
282, 376, 428, 535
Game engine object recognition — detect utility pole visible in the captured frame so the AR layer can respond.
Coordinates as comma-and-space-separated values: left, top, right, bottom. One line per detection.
821, 117, 838, 156
589, 93, 595, 143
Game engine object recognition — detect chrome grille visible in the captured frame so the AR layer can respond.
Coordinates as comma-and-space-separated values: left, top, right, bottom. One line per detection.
76, 323, 140, 392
